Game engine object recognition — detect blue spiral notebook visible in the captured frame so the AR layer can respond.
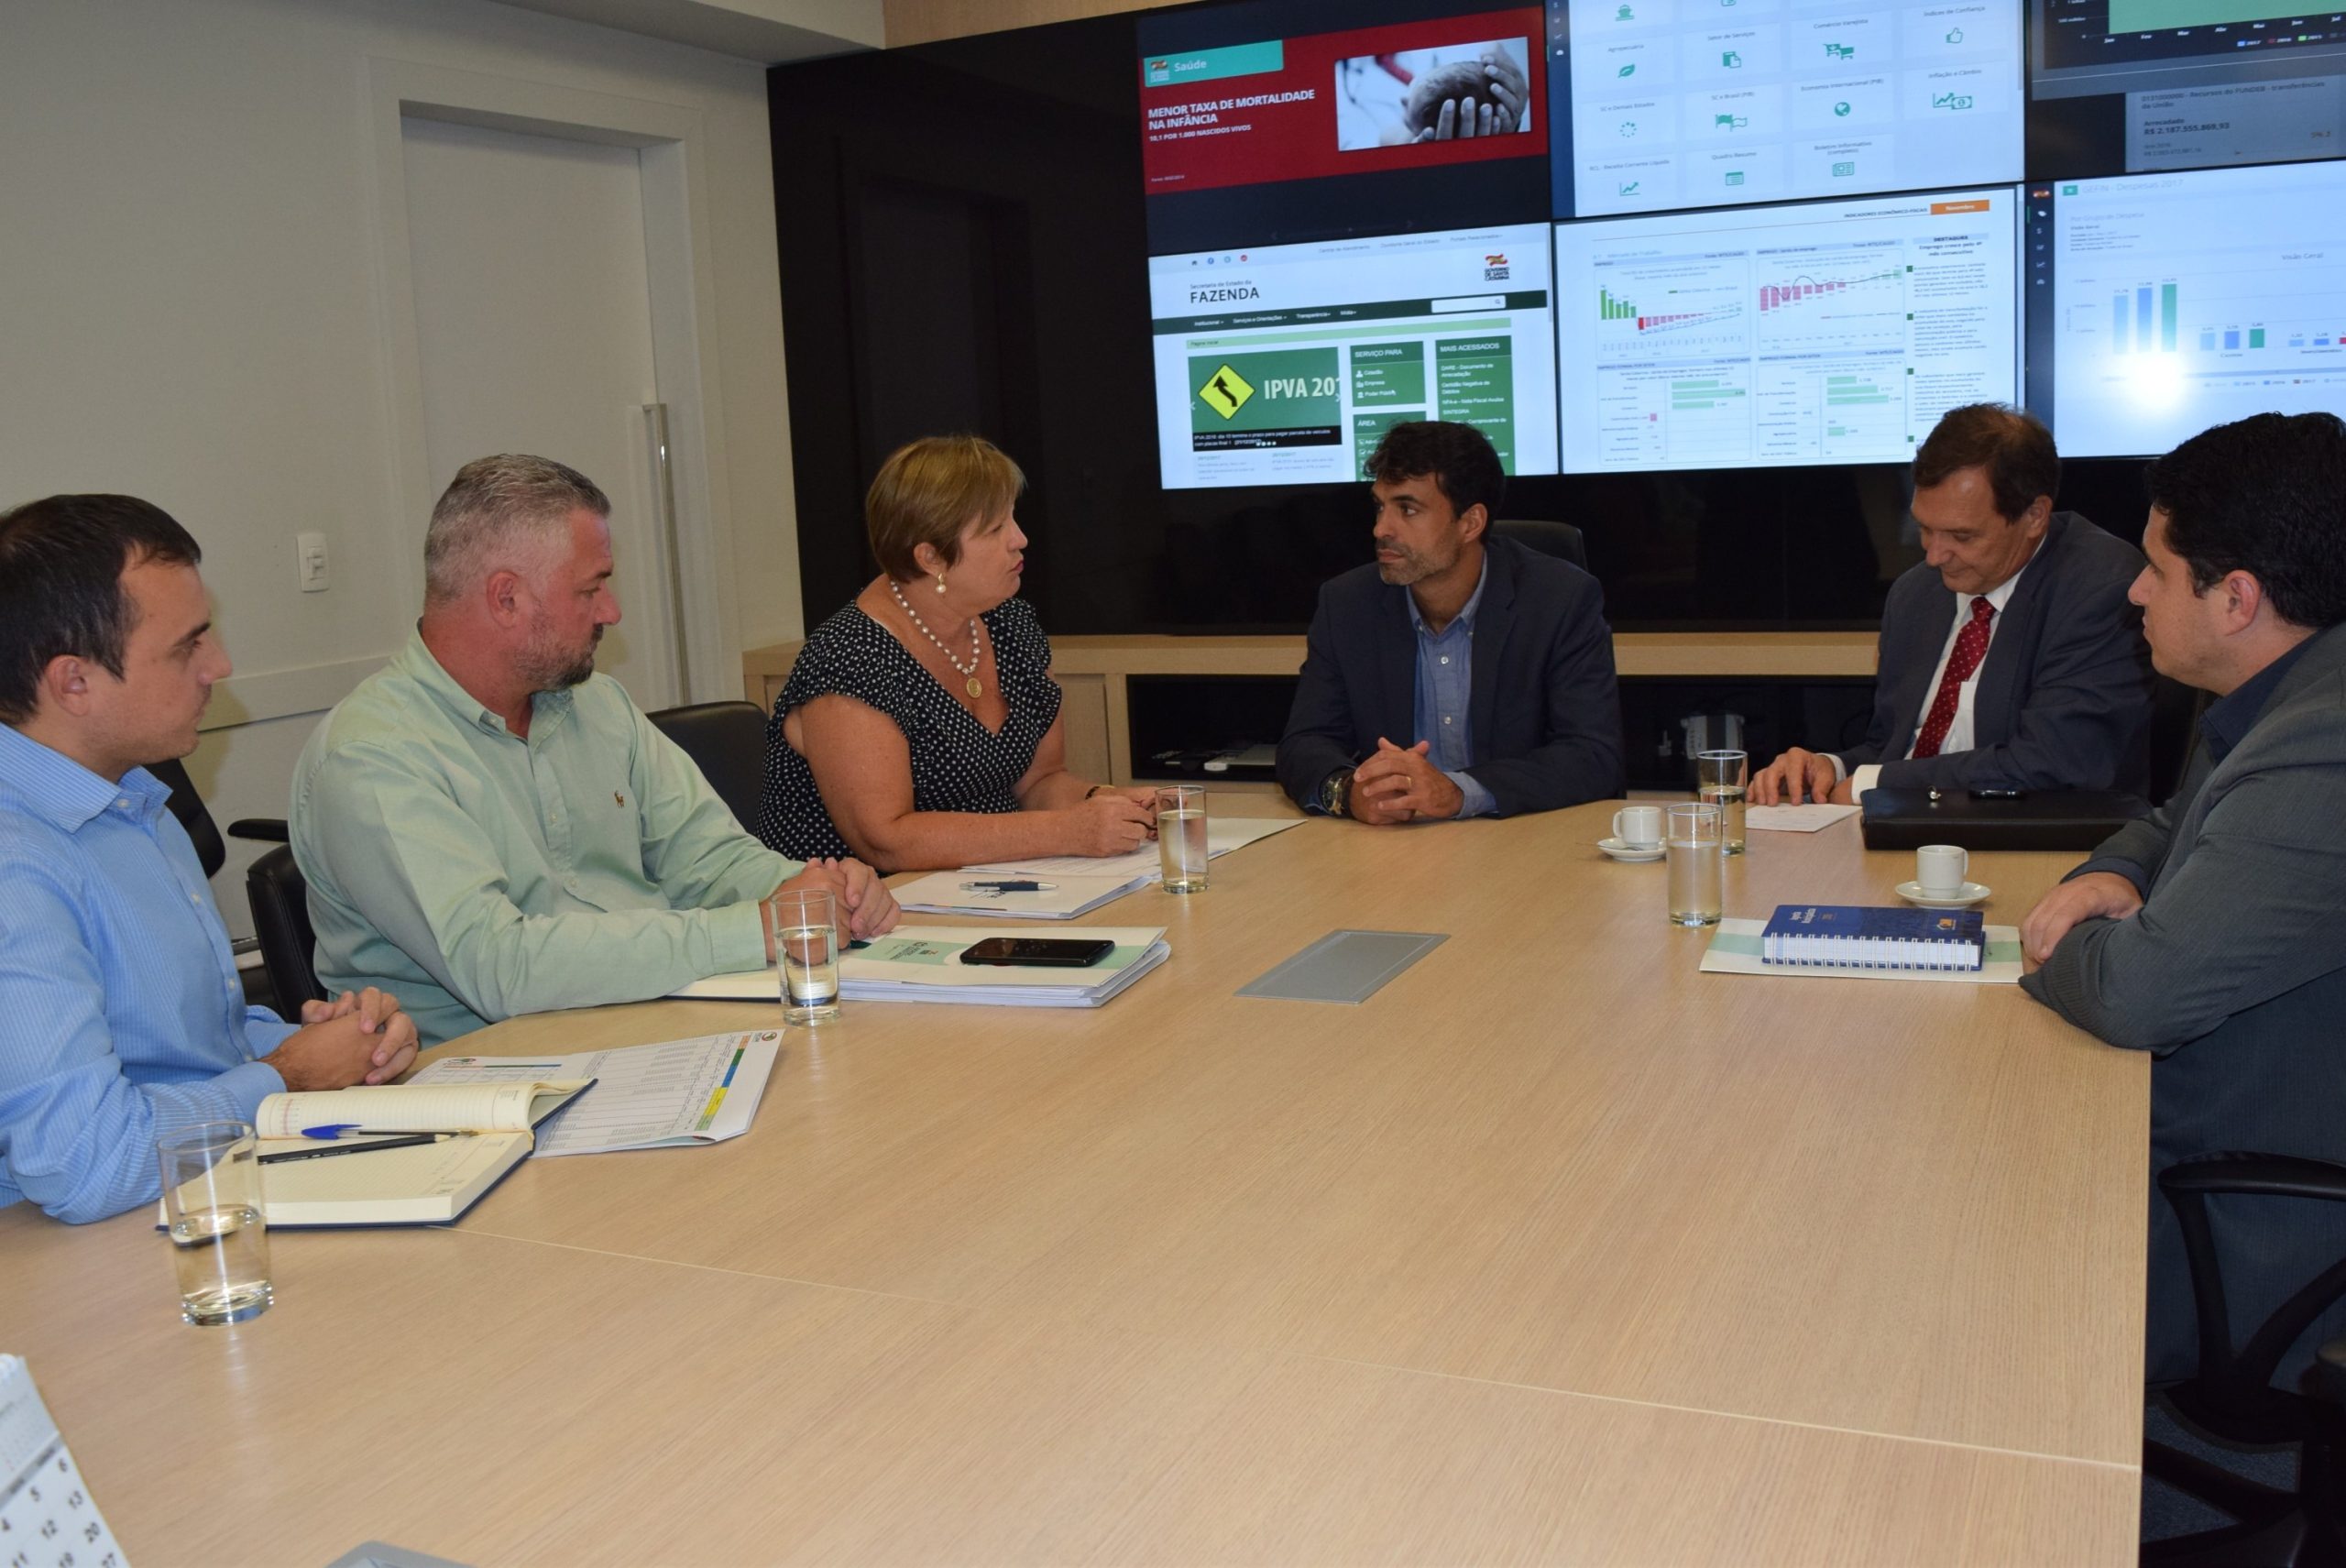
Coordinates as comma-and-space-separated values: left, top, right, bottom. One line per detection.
1760, 905, 1986, 970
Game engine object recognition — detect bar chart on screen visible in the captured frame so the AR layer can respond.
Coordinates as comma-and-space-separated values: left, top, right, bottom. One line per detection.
2041, 162, 2346, 456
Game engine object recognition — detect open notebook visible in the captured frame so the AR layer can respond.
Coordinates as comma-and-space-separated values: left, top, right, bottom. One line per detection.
163, 1080, 592, 1229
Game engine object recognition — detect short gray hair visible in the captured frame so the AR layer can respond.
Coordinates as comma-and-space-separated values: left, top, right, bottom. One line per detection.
423, 455, 610, 606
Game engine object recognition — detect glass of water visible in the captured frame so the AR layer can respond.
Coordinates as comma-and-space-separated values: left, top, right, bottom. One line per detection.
157, 1121, 271, 1326
765, 887, 840, 1025
1666, 802, 1725, 927
1154, 784, 1209, 894
1695, 748, 1749, 855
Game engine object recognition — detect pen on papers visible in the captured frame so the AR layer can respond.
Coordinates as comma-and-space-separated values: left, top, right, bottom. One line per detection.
959, 880, 1055, 894
260, 1133, 453, 1164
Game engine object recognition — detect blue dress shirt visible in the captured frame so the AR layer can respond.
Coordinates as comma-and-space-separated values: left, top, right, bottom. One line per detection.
0, 724, 295, 1223
1406, 556, 1497, 818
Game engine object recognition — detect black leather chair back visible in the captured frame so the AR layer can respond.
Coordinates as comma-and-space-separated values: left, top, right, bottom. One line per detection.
246, 845, 326, 1009
1492, 518, 1588, 570
148, 756, 225, 880
2148, 674, 2206, 807
646, 701, 769, 828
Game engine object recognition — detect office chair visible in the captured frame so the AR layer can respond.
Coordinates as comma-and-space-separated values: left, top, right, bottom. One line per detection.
148, 757, 229, 880
245, 845, 327, 1010
1491, 518, 1588, 571
646, 700, 769, 828
2149, 674, 2208, 807
2144, 1152, 2346, 1565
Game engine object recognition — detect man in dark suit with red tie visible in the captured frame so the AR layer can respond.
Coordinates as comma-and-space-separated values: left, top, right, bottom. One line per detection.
1749, 403, 2154, 806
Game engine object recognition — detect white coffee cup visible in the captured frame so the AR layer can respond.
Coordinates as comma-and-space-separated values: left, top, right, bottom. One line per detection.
1916, 843, 1968, 896
1613, 805, 1662, 848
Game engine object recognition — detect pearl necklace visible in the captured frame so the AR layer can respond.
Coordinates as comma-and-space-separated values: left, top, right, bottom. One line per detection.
888, 577, 984, 698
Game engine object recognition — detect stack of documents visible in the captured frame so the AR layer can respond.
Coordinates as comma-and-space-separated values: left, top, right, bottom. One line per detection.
673, 927, 1170, 1009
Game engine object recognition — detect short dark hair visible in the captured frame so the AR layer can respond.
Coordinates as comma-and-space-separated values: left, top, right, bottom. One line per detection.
0, 495, 202, 725
1913, 403, 2060, 524
1365, 420, 1505, 523
2146, 411, 2346, 630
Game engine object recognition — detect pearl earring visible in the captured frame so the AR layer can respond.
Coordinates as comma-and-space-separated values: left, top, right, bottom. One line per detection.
935, 573, 948, 595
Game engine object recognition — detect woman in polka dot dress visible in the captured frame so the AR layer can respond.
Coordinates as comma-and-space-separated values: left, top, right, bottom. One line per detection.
754, 435, 1160, 872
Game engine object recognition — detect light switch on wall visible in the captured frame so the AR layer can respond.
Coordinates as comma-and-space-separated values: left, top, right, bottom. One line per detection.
297, 531, 329, 593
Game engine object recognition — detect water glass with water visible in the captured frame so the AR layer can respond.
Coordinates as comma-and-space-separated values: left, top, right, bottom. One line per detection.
158, 1121, 272, 1326
766, 887, 840, 1025
1666, 802, 1725, 927
1155, 784, 1209, 894
1695, 749, 1748, 855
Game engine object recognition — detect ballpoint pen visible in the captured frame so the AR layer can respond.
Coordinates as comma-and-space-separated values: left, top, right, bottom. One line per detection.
959, 880, 1056, 893
300, 1122, 443, 1139
260, 1133, 455, 1164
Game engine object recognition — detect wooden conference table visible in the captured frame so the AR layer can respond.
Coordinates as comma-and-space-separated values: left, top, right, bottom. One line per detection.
1, 799, 2149, 1565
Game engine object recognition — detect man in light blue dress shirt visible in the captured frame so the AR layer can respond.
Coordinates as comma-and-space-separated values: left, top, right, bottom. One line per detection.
0, 496, 418, 1223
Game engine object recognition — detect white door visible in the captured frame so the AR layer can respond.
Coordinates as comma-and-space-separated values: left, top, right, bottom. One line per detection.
399, 115, 679, 709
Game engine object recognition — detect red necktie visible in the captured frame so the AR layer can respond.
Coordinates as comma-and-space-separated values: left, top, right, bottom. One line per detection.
1911, 596, 1995, 760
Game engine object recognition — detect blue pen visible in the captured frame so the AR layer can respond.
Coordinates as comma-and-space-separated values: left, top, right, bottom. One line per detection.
300, 1123, 443, 1139
959, 880, 1055, 894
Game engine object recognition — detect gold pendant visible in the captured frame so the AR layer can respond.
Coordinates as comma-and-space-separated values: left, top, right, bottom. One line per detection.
965, 676, 983, 698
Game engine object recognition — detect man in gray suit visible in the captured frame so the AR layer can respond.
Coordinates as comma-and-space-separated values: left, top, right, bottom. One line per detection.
1750, 404, 2154, 805
2021, 411, 2346, 1385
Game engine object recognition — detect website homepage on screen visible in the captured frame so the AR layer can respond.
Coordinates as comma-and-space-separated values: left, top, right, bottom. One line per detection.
1151, 225, 1560, 488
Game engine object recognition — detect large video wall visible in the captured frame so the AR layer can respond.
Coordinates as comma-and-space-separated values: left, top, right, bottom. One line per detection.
1135, 0, 2346, 488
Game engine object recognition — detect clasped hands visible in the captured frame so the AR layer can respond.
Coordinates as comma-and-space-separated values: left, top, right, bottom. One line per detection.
1416, 48, 1530, 141
1072, 785, 1160, 858
1348, 737, 1465, 824
273, 987, 420, 1091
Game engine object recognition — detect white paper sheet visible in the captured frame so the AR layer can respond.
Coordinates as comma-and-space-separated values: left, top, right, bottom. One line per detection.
411, 1031, 779, 1156
1744, 803, 1862, 833
961, 816, 1303, 880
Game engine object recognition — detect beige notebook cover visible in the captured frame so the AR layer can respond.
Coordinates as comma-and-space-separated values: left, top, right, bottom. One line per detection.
258, 1130, 534, 1227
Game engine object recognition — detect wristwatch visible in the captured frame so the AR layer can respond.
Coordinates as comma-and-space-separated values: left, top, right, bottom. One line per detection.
1317, 768, 1354, 818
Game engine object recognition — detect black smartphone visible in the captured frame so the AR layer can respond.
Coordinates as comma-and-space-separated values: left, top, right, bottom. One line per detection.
958, 937, 1114, 968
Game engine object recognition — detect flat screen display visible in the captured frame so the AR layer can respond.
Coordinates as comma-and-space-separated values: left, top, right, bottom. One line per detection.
1557, 185, 2022, 470
1138, 2, 1553, 253
1550, 0, 2026, 215
2024, 160, 2346, 455
2030, 0, 2346, 181
1150, 224, 1560, 488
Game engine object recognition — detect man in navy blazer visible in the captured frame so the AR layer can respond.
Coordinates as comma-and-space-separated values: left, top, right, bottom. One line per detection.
1750, 404, 2153, 806
1277, 421, 1621, 821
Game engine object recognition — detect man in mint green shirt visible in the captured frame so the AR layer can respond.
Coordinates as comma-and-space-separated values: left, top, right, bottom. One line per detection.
292, 455, 895, 1047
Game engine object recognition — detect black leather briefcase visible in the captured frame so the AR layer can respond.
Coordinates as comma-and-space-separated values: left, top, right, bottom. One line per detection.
1858, 789, 2151, 852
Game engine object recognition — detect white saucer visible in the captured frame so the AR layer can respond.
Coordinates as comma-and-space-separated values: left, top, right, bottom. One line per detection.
1597, 837, 1666, 863
1895, 879, 1991, 909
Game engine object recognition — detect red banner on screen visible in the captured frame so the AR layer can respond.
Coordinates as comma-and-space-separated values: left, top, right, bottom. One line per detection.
1140, 8, 1546, 197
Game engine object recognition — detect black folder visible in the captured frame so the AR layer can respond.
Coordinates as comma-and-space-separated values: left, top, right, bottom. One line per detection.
1858, 789, 2151, 852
